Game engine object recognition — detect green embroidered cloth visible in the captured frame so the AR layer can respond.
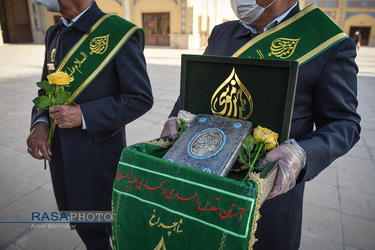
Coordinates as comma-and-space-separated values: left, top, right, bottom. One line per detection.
232, 5, 348, 66
112, 139, 263, 249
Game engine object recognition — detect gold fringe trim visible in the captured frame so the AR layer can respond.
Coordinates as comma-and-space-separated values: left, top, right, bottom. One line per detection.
247, 172, 266, 250
112, 192, 121, 250
219, 233, 228, 250
145, 138, 174, 148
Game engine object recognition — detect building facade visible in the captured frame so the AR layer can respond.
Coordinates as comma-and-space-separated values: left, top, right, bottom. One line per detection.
0, 0, 127, 44
0, 0, 374, 48
0, 0, 235, 49
128, 0, 234, 48
300, 0, 375, 46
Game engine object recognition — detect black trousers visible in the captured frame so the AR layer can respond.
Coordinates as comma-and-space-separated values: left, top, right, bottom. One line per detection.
76, 224, 112, 250
49, 130, 113, 249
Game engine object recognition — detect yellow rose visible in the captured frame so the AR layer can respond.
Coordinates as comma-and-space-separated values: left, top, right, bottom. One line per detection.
47, 71, 74, 86
253, 125, 279, 151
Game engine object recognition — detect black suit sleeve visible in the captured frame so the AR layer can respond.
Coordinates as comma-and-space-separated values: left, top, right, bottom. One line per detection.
297, 38, 361, 183
30, 27, 53, 130
80, 32, 153, 136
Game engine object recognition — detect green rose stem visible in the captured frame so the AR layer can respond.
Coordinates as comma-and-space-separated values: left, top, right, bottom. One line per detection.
242, 142, 265, 182
44, 124, 53, 170
44, 88, 53, 170
33, 72, 74, 170
44, 85, 64, 170
175, 120, 188, 141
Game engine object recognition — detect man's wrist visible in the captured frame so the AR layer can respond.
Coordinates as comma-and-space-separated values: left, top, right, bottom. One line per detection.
31, 117, 49, 129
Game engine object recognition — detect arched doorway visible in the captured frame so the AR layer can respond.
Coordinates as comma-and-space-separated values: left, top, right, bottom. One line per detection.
349, 26, 371, 46
0, 0, 32, 43
142, 12, 170, 46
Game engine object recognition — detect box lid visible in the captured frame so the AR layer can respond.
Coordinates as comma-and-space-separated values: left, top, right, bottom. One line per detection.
180, 55, 298, 142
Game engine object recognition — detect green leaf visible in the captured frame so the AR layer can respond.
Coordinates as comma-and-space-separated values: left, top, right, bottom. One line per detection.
182, 122, 188, 131
249, 151, 258, 159
242, 135, 255, 155
55, 90, 71, 105
254, 142, 263, 151
36, 80, 48, 88
238, 147, 248, 164
178, 120, 189, 135
37, 81, 54, 95
262, 145, 267, 155
33, 95, 51, 109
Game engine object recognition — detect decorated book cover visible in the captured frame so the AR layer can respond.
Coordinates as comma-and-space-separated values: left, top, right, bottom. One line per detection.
162, 114, 253, 176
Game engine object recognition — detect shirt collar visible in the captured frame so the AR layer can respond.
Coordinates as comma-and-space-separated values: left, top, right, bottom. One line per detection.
61, 2, 93, 27
242, 1, 298, 35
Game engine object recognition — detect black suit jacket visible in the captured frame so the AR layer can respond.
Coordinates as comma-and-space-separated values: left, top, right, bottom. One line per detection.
170, 4, 360, 249
31, 2, 153, 222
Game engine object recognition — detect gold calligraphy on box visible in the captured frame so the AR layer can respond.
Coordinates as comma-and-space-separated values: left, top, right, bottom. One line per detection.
211, 67, 253, 120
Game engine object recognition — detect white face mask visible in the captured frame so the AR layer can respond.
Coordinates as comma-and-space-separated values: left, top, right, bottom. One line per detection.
230, 0, 276, 25
31, 0, 60, 13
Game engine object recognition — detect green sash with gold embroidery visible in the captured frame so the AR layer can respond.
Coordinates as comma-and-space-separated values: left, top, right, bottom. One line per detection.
232, 5, 348, 66
50, 14, 143, 135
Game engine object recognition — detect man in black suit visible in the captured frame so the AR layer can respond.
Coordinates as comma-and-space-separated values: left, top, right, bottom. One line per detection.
161, 0, 360, 249
26, 0, 153, 249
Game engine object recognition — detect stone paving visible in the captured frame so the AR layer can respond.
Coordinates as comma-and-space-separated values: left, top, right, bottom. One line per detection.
0, 44, 374, 250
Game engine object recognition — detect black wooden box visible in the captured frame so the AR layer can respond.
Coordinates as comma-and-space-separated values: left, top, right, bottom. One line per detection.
180, 55, 298, 143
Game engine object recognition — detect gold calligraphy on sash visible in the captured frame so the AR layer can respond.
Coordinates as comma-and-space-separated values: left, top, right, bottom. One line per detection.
211, 67, 253, 120
268, 37, 300, 59
90, 34, 110, 55
67, 51, 88, 76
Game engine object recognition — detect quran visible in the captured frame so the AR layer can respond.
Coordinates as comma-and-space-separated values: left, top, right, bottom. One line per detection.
162, 114, 253, 176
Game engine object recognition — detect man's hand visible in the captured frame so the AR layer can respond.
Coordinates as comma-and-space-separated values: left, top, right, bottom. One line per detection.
160, 117, 179, 139
26, 122, 51, 161
262, 139, 307, 198
50, 104, 82, 129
